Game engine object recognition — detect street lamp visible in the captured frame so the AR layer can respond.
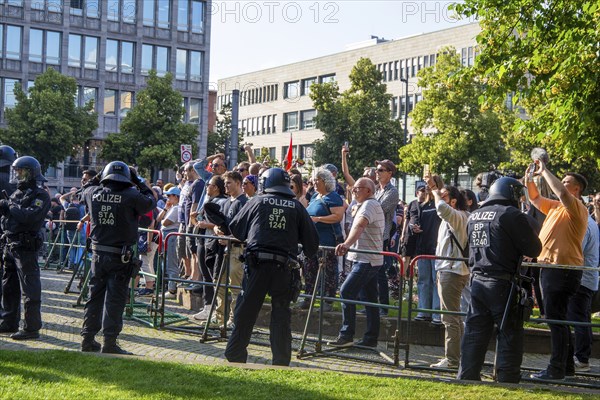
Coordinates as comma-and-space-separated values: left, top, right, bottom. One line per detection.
399, 77, 409, 201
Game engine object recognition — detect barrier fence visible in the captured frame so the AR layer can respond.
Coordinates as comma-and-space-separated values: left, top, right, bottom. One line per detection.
40, 225, 600, 388
402, 254, 600, 388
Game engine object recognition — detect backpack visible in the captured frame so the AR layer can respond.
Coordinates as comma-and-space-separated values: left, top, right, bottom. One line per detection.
448, 226, 469, 259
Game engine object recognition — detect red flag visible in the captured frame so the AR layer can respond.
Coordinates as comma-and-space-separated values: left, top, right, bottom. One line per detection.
285, 133, 293, 171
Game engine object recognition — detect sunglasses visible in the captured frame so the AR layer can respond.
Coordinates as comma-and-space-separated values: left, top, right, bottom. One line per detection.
237, 168, 247, 172
212, 164, 224, 168
376, 168, 389, 173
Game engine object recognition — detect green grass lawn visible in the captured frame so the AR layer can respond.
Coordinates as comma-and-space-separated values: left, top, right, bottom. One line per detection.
0, 350, 594, 400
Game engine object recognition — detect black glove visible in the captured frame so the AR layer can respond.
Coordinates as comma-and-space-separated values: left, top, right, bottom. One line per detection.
0, 199, 9, 215
130, 173, 142, 186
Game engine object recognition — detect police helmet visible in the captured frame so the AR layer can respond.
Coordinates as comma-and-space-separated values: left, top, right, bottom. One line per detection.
100, 161, 131, 184
259, 167, 294, 197
486, 177, 525, 208
0, 145, 17, 168
11, 156, 46, 183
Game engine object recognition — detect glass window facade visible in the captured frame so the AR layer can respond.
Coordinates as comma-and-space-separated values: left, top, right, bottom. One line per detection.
191, 0, 203, 33
105, 39, 118, 71
121, 41, 134, 73
83, 87, 97, 110
158, 0, 171, 28
177, 0, 189, 31
189, 98, 201, 123
190, 51, 202, 81
141, 44, 152, 75
84, 36, 98, 69
29, 29, 43, 62
6, 25, 21, 60
68, 34, 81, 67
176, 49, 187, 80
46, 31, 60, 65
155, 46, 169, 76
4, 79, 19, 108
104, 89, 116, 115
122, 0, 136, 23
120, 91, 132, 116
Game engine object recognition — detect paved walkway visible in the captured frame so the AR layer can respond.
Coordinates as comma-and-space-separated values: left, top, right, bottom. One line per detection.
1, 269, 599, 394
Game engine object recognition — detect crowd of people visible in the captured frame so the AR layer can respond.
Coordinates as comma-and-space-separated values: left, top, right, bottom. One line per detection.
0, 142, 598, 383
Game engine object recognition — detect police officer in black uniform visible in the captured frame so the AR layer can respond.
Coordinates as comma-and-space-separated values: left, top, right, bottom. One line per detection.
80, 161, 156, 354
0, 156, 50, 340
458, 177, 542, 383
0, 145, 17, 312
225, 168, 319, 366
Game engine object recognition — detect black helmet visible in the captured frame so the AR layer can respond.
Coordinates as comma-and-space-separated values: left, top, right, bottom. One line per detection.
486, 177, 525, 208
12, 156, 46, 182
0, 145, 17, 168
259, 167, 294, 197
100, 161, 131, 184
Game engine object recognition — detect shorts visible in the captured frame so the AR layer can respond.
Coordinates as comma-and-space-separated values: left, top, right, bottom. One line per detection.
176, 224, 187, 261
401, 234, 417, 257
185, 226, 198, 257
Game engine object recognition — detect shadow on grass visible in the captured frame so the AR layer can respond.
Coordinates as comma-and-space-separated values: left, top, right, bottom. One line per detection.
0, 350, 339, 399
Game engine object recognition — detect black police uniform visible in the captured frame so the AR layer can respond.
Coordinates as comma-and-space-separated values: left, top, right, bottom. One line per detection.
80, 179, 155, 348
225, 193, 319, 365
0, 177, 50, 334
458, 203, 541, 383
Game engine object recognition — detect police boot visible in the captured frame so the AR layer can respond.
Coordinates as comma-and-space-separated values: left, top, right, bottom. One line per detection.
101, 336, 133, 355
81, 336, 101, 352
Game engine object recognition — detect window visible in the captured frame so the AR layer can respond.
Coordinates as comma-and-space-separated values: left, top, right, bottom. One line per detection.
158, 0, 171, 28
283, 112, 298, 131
284, 81, 299, 99
176, 49, 187, 80
300, 109, 316, 130
190, 51, 202, 81
143, 1, 154, 26
189, 98, 201, 123
122, 0, 136, 23
155, 46, 168, 76
141, 44, 170, 76
104, 89, 116, 115
70, 0, 83, 15
33, 0, 62, 12
121, 41, 134, 73
29, 29, 61, 65
106, 39, 118, 71
120, 91, 132, 116
392, 97, 398, 119
6, 25, 21, 60
319, 74, 335, 83
192, 0, 204, 33
301, 77, 316, 96
468, 47, 474, 66
84, 36, 98, 69
83, 87, 97, 110
68, 34, 81, 67
106, 40, 134, 73
141, 44, 152, 74
177, 0, 189, 31
70, 0, 99, 18
4, 79, 19, 108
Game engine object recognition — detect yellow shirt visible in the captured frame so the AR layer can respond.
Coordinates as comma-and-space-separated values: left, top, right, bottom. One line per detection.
537, 195, 588, 266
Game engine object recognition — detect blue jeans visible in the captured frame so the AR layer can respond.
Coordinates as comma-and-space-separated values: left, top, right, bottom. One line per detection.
416, 258, 440, 320
66, 230, 83, 267
339, 262, 381, 342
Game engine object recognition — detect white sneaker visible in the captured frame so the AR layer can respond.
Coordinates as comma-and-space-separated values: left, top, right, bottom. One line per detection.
430, 358, 458, 369
574, 357, 591, 372
192, 308, 212, 321
164, 291, 177, 299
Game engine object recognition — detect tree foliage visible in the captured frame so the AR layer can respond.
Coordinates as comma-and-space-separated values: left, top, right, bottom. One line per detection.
310, 57, 403, 178
452, 1, 600, 189
0, 68, 97, 171
399, 47, 512, 183
101, 71, 198, 176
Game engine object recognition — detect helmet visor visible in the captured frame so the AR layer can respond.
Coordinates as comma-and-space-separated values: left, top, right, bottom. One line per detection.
10, 167, 30, 184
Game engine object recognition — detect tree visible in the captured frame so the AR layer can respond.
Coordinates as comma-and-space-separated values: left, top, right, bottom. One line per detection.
398, 47, 513, 183
310, 58, 403, 178
452, 1, 600, 187
0, 68, 97, 171
101, 71, 198, 177
206, 102, 246, 162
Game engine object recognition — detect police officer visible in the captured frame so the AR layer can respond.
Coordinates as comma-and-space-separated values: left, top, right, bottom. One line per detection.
80, 161, 156, 354
225, 168, 319, 366
458, 177, 541, 383
0, 145, 17, 311
0, 156, 50, 340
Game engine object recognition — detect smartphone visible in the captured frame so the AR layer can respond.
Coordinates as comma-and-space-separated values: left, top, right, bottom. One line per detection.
344, 141, 350, 158
422, 164, 430, 179
528, 162, 536, 179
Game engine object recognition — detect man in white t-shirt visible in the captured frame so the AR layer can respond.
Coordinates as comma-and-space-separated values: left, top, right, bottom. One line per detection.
328, 178, 385, 348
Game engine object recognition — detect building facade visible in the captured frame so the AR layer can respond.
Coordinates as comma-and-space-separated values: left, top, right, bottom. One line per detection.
216, 23, 480, 195
0, 0, 211, 190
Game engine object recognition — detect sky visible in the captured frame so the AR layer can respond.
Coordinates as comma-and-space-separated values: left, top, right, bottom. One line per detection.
208, 1, 474, 85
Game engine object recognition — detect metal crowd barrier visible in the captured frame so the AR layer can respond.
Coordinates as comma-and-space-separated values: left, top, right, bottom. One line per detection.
296, 245, 406, 367
401, 255, 600, 388
42, 220, 86, 271
159, 231, 241, 342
